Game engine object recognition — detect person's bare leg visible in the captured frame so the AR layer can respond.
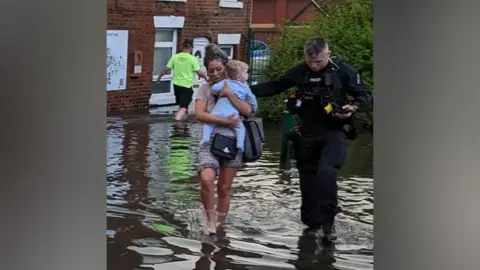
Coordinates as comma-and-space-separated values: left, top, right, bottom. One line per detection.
200, 168, 217, 234
175, 107, 187, 121
216, 167, 237, 227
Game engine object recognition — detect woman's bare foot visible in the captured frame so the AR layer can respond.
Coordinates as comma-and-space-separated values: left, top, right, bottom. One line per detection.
205, 220, 217, 235
204, 210, 217, 235
216, 212, 227, 230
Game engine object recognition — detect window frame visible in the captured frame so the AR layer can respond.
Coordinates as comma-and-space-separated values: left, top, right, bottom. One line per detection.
152, 29, 178, 88
220, 45, 234, 60
219, 0, 244, 9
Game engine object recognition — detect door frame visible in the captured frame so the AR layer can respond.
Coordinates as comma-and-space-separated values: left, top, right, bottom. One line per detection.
192, 37, 210, 87
150, 29, 178, 106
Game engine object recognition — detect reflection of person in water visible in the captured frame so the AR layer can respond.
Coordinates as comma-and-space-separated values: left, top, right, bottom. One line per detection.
194, 231, 231, 270
108, 119, 152, 270
172, 121, 189, 137
288, 236, 336, 269
165, 122, 194, 181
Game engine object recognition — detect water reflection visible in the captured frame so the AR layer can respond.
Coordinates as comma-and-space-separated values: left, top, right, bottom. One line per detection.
107, 115, 373, 270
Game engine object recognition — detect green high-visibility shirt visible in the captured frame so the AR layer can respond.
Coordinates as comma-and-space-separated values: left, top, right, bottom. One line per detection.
166, 52, 200, 88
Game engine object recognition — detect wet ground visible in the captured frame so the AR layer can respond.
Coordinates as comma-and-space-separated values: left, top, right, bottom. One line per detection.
107, 112, 373, 270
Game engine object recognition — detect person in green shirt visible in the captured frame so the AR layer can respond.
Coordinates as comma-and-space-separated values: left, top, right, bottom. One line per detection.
157, 39, 207, 121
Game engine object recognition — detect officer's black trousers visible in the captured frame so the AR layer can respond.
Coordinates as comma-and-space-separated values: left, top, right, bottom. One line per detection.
293, 130, 348, 228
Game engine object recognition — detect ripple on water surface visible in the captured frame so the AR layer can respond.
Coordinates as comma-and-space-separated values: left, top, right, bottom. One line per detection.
107, 115, 373, 270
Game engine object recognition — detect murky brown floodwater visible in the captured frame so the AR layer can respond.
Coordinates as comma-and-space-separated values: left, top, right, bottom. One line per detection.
107, 112, 373, 270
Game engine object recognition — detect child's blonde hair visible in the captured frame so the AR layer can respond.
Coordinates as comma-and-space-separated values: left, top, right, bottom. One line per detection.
226, 60, 249, 80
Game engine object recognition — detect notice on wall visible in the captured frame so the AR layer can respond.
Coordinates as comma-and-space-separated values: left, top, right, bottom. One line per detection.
106, 30, 129, 91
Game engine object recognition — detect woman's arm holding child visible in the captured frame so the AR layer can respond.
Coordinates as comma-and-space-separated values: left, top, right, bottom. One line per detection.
219, 83, 253, 117
194, 84, 240, 126
210, 80, 226, 95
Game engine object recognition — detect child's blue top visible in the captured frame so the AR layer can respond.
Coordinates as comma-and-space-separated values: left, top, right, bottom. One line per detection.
211, 79, 258, 111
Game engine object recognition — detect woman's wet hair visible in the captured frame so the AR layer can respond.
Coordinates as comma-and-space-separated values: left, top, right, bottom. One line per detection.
204, 43, 229, 67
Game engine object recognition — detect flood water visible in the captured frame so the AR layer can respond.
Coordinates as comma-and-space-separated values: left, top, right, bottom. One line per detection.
107, 112, 373, 270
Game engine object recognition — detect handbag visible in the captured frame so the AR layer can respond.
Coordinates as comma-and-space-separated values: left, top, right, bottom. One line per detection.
210, 134, 237, 160
242, 117, 264, 162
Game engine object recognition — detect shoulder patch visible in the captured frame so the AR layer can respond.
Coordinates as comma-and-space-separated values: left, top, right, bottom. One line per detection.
356, 73, 362, 84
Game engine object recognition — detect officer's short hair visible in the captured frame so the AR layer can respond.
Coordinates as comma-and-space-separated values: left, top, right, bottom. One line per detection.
226, 60, 248, 79
304, 37, 330, 57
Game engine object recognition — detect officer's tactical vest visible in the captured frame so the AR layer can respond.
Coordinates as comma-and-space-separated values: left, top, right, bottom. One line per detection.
295, 57, 348, 107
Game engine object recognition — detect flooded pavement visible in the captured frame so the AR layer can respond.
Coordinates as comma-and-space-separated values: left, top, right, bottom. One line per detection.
107, 112, 373, 270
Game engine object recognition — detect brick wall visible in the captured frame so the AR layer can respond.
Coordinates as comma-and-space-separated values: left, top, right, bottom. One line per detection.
107, 0, 252, 112
250, 0, 318, 45
251, 0, 317, 26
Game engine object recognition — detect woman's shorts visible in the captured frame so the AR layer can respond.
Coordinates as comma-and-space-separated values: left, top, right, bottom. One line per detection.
196, 143, 244, 175
173, 84, 194, 109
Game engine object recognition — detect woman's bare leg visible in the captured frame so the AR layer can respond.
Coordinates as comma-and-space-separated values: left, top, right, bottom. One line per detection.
200, 168, 217, 234
216, 167, 237, 226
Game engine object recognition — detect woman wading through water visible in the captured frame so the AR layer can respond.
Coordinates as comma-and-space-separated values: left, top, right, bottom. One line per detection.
194, 44, 254, 234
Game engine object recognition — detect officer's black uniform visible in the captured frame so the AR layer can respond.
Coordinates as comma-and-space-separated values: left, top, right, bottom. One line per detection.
250, 57, 372, 240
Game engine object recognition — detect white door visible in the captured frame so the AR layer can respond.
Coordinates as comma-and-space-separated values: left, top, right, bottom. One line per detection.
192, 37, 209, 87
188, 37, 210, 113
150, 29, 178, 107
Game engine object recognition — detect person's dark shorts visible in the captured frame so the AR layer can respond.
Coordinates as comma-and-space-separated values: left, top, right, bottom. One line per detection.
173, 84, 194, 109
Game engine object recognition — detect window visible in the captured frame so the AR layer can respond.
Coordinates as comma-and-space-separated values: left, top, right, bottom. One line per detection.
152, 81, 171, 94
250, 40, 270, 58
220, 45, 234, 59
153, 29, 177, 93
219, 0, 243, 9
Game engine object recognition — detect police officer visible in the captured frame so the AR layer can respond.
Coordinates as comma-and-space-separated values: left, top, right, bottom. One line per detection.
250, 37, 373, 241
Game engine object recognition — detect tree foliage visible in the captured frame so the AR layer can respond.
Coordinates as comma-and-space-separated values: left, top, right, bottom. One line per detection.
257, 0, 373, 128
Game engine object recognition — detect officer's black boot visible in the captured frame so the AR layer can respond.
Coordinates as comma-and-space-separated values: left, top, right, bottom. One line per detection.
322, 221, 337, 242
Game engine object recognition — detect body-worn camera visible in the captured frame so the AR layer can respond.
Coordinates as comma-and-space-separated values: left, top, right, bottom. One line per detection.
324, 103, 359, 141
324, 102, 353, 115
286, 94, 358, 140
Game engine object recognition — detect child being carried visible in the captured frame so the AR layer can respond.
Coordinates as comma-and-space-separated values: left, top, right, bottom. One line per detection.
200, 60, 258, 152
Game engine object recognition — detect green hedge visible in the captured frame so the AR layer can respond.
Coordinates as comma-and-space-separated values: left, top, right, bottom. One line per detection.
256, 0, 373, 129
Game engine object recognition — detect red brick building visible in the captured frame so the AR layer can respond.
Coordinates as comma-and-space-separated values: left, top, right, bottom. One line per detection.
250, 0, 318, 43
107, 0, 252, 111
106, 0, 318, 112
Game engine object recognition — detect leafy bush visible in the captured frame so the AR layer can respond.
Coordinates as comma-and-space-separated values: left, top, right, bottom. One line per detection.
256, 0, 373, 129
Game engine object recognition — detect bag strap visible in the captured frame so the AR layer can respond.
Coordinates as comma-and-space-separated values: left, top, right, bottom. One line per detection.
252, 121, 265, 141
244, 120, 264, 141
